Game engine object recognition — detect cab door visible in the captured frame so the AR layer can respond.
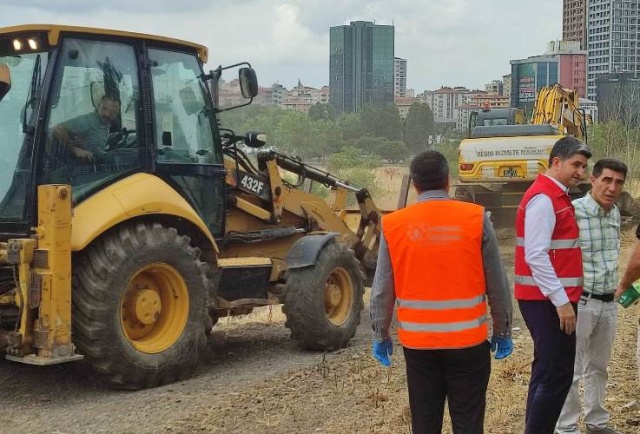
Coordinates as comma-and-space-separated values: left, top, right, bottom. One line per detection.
148, 48, 225, 236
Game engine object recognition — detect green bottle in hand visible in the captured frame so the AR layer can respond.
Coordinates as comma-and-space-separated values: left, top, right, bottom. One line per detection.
618, 283, 640, 308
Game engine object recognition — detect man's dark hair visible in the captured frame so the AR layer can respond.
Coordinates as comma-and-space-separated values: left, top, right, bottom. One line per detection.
101, 94, 121, 105
410, 150, 449, 192
548, 136, 592, 166
592, 158, 628, 180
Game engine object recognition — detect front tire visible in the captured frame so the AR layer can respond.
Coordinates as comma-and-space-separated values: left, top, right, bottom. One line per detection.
72, 222, 213, 389
283, 241, 364, 350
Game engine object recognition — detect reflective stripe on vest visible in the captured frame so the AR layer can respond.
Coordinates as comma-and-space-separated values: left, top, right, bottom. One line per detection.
399, 315, 487, 333
515, 237, 580, 249
514, 275, 583, 287
397, 294, 486, 310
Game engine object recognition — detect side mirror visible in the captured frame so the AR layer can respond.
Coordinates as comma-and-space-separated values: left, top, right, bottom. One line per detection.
239, 67, 258, 99
244, 131, 266, 148
0, 64, 11, 102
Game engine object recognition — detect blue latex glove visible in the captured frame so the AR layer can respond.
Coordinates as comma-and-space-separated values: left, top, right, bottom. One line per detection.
372, 338, 393, 367
490, 336, 513, 360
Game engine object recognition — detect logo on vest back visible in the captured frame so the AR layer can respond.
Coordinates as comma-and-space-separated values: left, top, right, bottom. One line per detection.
406, 223, 463, 244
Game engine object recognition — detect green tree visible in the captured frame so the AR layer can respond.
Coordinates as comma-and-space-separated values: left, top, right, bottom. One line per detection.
274, 111, 316, 158
312, 119, 343, 158
403, 102, 436, 153
325, 147, 380, 206
338, 113, 362, 141
308, 103, 335, 122
375, 140, 410, 163
377, 104, 403, 141
352, 136, 388, 155
220, 104, 282, 136
588, 121, 640, 180
327, 146, 363, 172
360, 104, 402, 141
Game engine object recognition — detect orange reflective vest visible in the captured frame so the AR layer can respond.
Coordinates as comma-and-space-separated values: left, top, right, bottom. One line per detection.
383, 199, 487, 350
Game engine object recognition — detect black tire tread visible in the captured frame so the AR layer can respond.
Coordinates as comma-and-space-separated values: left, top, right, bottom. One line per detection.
283, 241, 364, 350
72, 222, 213, 389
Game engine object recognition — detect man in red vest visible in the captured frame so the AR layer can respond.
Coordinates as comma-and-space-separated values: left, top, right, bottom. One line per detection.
514, 136, 591, 434
370, 150, 513, 434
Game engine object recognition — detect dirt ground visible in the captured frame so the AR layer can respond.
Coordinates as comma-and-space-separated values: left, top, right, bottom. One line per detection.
0, 229, 638, 434
0, 166, 639, 433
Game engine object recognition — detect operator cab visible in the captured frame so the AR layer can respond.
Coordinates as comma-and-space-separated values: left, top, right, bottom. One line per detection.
0, 25, 257, 240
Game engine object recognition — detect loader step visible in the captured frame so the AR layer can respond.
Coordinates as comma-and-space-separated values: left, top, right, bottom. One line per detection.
6, 353, 84, 366
223, 226, 303, 244
217, 257, 272, 301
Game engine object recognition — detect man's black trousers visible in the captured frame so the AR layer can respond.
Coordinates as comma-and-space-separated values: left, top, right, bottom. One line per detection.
518, 300, 577, 434
403, 340, 491, 434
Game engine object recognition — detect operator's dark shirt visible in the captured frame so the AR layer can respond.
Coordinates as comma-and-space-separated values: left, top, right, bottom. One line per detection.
62, 110, 110, 153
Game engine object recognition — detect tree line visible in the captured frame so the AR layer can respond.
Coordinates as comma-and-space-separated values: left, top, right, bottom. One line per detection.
219, 101, 437, 164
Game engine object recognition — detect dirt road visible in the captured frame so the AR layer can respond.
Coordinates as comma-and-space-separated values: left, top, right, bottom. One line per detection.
0, 234, 638, 434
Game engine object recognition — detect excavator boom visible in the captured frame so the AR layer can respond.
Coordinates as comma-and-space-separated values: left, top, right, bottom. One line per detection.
531, 84, 586, 141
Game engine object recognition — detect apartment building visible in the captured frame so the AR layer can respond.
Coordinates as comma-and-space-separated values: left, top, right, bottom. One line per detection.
484, 80, 504, 95
418, 86, 470, 130
394, 57, 408, 97
586, 0, 640, 100
503, 74, 512, 100
282, 83, 330, 113
563, 0, 587, 49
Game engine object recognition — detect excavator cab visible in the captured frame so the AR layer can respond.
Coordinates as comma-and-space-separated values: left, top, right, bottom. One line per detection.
468, 107, 526, 137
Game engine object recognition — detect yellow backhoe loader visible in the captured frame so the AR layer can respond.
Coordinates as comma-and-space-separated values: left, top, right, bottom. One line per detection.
0, 24, 383, 389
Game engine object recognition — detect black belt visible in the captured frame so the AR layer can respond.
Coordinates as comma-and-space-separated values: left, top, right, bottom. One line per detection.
581, 291, 614, 302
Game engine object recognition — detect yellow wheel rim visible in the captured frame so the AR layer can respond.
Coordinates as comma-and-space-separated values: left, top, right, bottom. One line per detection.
323, 267, 353, 326
121, 263, 190, 354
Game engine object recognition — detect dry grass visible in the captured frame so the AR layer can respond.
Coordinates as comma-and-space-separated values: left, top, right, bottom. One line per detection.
165, 168, 640, 433
191, 290, 638, 434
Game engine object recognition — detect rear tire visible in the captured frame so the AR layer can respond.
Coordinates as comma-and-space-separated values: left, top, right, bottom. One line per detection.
283, 241, 364, 350
72, 222, 213, 389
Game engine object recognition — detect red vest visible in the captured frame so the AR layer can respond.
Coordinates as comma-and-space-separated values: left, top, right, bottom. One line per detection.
383, 198, 487, 350
514, 174, 583, 302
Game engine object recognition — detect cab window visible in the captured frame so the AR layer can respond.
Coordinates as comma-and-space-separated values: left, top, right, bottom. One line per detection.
41, 38, 141, 201
149, 49, 219, 164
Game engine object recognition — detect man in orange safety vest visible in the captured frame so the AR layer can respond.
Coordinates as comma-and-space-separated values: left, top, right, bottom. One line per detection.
370, 150, 513, 434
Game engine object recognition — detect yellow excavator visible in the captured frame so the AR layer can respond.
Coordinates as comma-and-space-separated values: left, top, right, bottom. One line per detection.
455, 84, 588, 227
0, 24, 384, 389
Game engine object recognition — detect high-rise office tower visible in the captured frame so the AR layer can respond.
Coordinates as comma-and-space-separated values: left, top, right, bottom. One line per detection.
563, 0, 587, 49
586, 0, 640, 99
329, 21, 395, 114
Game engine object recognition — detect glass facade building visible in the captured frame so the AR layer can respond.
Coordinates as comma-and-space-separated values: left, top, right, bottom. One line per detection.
510, 58, 560, 115
329, 21, 394, 114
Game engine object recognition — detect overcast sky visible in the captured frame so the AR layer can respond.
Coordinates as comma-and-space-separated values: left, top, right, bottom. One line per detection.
2, 1, 563, 93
